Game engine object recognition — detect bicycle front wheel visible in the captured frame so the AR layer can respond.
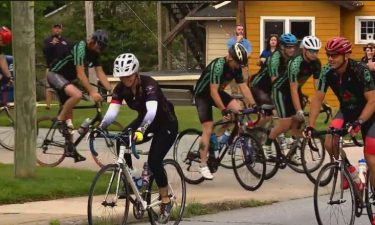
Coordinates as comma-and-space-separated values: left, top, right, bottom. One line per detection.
365, 171, 374, 223
88, 164, 130, 225
0, 106, 15, 151
89, 121, 124, 167
232, 133, 265, 191
173, 128, 204, 184
314, 163, 356, 225
147, 159, 186, 225
36, 116, 65, 167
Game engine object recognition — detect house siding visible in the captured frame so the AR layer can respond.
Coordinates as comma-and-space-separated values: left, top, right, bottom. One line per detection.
205, 21, 236, 65
244, 1, 340, 107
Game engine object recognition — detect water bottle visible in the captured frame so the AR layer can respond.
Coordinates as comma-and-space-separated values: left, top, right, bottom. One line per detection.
348, 165, 363, 191
78, 118, 92, 134
141, 162, 150, 188
133, 174, 143, 190
210, 133, 219, 158
358, 159, 367, 184
219, 130, 231, 145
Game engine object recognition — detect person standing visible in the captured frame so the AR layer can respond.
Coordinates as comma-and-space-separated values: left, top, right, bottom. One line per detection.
227, 24, 252, 95
43, 23, 70, 109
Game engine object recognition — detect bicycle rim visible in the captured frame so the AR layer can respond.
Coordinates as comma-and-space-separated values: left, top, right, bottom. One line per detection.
219, 144, 234, 169
286, 139, 305, 173
366, 171, 375, 223
147, 159, 186, 225
0, 106, 15, 151
314, 163, 356, 225
88, 164, 130, 225
232, 133, 265, 191
173, 128, 204, 184
36, 117, 65, 167
90, 121, 124, 167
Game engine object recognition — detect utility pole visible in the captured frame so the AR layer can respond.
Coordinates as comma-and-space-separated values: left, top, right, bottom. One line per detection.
85, 1, 96, 86
157, 2, 163, 71
11, 1, 36, 177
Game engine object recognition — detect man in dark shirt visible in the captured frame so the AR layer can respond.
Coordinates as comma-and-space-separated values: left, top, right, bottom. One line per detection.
43, 23, 70, 109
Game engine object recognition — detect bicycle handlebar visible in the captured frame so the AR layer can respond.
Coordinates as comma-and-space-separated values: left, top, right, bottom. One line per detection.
308, 126, 363, 151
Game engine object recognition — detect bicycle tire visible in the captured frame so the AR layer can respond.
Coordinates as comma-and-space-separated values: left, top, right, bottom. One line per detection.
285, 138, 305, 173
87, 163, 130, 225
302, 137, 333, 184
219, 143, 234, 169
0, 105, 15, 151
36, 116, 65, 167
365, 171, 374, 223
232, 133, 265, 191
173, 128, 204, 185
89, 121, 124, 167
147, 159, 186, 225
314, 162, 356, 225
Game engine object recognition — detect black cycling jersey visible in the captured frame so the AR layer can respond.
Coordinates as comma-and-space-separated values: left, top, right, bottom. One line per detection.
317, 59, 375, 120
194, 57, 244, 96
111, 75, 177, 127
288, 54, 321, 86
50, 41, 100, 81
250, 58, 272, 95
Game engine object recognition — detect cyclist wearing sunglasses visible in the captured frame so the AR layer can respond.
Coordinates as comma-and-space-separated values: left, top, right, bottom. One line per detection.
47, 30, 112, 162
305, 38, 375, 214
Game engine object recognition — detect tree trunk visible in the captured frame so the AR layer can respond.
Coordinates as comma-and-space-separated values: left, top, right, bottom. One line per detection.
11, 1, 36, 178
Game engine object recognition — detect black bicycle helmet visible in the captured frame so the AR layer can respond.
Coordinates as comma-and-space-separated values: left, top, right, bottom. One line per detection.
228, 43, 248, 66
92, 30, 108, 50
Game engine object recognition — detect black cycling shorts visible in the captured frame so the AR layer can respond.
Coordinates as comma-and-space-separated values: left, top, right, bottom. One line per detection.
47, 71, 70, 104
195, 91, 233, 123
251, 87, 273, 106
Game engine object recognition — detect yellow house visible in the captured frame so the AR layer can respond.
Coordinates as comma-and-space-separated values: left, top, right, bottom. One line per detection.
243, 0, 375, 107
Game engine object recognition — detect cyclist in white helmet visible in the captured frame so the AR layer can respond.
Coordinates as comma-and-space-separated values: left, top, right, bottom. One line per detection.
194, 43, 256, 179
98, 53, 178, 224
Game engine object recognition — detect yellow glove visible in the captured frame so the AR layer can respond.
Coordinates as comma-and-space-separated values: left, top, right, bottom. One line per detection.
133, 131, 144, 142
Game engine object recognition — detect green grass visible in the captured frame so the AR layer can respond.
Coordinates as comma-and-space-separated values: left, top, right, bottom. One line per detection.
0, 163, 100, 205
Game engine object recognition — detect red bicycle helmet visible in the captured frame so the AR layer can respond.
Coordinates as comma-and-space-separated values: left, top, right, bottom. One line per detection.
325, 37, 352, 54
0, 26, 12, 45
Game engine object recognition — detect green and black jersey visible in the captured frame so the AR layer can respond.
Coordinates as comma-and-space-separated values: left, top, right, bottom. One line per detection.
268, 50, 290, 91
50, 41, 101, 81
194, 57, 243, 96
288, 55, 321, 87
317, 59, 375, 120
250, 57, 272, 95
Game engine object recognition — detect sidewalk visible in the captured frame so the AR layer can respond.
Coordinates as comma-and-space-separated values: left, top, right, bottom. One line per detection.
0, 141, 365, 225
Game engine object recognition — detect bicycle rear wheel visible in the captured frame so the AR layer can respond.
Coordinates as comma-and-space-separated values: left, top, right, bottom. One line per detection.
89, 121, 124, 167
0, 105, 15, 151
314, 163, 356, 225
147, 159, 186, 225
232, 133, 265, 191
219, 143, 233, 169
173, 128, 204, 184
365, 171, 374, 223
88, 164, 130, 225
36, 116, 65, 167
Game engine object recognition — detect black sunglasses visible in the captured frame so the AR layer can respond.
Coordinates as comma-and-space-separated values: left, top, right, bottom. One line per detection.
307, 49, 319, 54
326, 52, 340, 58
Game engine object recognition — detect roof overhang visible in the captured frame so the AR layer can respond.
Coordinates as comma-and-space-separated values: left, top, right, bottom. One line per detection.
332, 1, 364, 10
185, 1, 236, 21
185, 16, 235, 21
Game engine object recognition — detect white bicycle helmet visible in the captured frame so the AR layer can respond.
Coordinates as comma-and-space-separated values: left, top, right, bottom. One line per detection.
113, 53, 139, 77
301, 36, 321, 50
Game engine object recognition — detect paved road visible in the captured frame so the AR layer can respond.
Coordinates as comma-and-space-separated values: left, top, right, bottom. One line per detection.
134, 196, 372, 225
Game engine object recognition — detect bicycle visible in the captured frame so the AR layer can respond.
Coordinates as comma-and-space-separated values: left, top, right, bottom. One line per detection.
246, 104, 332, 181
173, 106, 269, 191
312, 126, 374, 225
36, 83, 123, 167
87, 128, 186, 225
0, 102, 14, 151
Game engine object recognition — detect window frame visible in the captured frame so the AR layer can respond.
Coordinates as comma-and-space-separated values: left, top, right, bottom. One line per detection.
355, 16, 375, 44
260, 16, 315, 53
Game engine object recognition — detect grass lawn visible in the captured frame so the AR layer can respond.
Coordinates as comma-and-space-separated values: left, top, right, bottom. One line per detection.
35, 101, 335, 132
0, 163, 100, 205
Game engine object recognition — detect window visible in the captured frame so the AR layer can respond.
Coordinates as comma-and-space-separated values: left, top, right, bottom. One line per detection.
260, 16, 315, 53
355, 16, 375, 44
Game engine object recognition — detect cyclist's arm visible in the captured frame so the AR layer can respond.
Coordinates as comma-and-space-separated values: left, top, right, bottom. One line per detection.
238, 83, 255, 106
137, 100, 157, 133
290, 82, 303, 112
76, 65, 95, 95
309, 91, 325, 127
210, 84, 226, 111
94, 66, 112, 91
359, 90, 375, 122
100, 102, 121, 129
0, 54, 11, 80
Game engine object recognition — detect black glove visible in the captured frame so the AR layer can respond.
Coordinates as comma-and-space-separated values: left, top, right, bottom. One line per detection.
347, 120, 363, 135
221, 108, 232, 117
